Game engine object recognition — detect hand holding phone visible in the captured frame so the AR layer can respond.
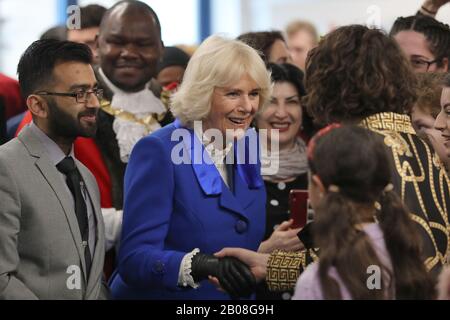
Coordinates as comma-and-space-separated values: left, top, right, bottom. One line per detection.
289, 190, 309, 229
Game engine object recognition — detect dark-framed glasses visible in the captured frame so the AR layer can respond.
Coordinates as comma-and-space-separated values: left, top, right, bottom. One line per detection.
410, 58, 439, 72
35, 88, 103, 103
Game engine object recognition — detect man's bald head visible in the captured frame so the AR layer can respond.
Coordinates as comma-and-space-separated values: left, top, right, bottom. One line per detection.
99, 0, 161, 39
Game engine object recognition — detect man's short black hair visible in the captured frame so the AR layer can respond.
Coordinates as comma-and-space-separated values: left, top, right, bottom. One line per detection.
40, 25, 67, 41
17, 39, 93, 99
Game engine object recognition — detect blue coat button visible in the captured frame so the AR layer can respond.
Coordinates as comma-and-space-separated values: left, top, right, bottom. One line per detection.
235, 220, 248, 234
152, 261, 165, 274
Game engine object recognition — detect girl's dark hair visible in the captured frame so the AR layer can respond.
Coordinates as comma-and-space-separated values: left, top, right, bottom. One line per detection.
304, 25, 418, 125
308, 126, 435, 299
237, 31, 286, 64
266, 63, 315, 138
390, 15, 450, 69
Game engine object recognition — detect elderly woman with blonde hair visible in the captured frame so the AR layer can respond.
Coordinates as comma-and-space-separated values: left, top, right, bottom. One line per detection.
109, 35, 272, 300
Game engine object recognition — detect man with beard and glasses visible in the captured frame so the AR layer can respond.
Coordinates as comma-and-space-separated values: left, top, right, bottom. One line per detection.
13, 1, 166, 280
0, 39, 109, 299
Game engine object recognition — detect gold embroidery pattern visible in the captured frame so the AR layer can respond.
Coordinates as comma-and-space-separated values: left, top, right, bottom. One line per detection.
266, 250, 305, 291
99, 99, 165, 134
410, 214, 445, 270
361, 113, 416, 135
362, 113, 450, 272
266, 249, 318, 291
439, 171, 450, 261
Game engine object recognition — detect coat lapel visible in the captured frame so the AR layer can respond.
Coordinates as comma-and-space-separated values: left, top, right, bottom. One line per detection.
180, 126, 245, 215
218, 165, 261, 221
219, 179, 247, 219
175, 121, 264, 220
182, 126, 222, 196
219, 134, 264, 219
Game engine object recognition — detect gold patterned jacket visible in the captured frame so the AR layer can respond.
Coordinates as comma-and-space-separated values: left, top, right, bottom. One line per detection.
266, 112, 450, 291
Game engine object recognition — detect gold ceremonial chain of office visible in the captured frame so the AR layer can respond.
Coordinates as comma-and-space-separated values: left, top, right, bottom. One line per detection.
100, 99, 165, 132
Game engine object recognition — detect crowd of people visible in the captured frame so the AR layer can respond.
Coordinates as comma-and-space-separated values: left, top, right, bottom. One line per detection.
0, 0, 449, 300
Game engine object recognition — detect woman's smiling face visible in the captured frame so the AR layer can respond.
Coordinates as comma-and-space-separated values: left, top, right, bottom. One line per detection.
256, 81, 302, 151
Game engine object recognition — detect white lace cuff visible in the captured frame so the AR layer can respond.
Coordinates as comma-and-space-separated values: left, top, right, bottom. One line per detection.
177, 248, 201, 289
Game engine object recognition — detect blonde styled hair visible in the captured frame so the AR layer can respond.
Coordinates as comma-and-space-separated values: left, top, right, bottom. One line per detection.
170, 35, 272, 127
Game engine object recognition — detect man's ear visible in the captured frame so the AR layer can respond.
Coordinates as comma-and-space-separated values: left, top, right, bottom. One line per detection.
312, 174, 326, 195
159, 40, 165, 60
27, 95, 48, 119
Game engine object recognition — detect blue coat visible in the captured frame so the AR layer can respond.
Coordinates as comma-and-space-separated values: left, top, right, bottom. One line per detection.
109, 120, 266, 300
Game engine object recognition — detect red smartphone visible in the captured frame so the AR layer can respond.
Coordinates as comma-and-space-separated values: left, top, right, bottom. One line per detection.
289, 190, 309, 229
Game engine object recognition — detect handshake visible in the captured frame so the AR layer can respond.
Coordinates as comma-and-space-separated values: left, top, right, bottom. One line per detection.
191, 253, 256, 299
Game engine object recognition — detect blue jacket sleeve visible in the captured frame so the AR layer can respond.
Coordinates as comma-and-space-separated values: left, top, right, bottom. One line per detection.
117, 134, 185, 290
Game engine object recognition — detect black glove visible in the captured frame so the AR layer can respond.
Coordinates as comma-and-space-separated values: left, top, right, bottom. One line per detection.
191, 253, 256, 299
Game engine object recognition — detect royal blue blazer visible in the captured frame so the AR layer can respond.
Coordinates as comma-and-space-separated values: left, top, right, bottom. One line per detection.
109, 120, 266, 300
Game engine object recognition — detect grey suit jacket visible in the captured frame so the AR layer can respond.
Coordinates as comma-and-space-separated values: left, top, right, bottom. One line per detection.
0, 126, 109, 300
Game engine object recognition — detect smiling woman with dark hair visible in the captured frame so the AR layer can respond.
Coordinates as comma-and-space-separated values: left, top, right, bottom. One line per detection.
254, 63, 312, 300
256, 63, 313, 252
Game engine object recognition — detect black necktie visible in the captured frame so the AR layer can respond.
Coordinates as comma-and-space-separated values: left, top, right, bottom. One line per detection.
56, 156, 92, 277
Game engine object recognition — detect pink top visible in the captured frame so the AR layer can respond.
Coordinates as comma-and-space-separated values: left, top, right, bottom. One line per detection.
292, 223, 393, 300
